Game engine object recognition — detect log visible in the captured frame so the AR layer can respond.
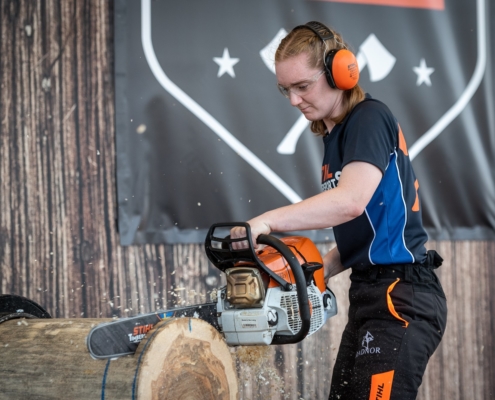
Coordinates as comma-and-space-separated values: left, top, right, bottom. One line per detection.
0, 317, 238, 399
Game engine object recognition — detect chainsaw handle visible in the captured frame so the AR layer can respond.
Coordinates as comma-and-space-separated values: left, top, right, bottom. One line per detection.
257, 234, 311, 345
205, 222, 293, 290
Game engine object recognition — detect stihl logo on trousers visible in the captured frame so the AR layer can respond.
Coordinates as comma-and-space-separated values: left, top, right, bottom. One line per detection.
370, 370, 394, 400
376, 383, 385, 398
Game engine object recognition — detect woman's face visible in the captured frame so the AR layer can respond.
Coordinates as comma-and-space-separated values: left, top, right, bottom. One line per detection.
275, 52, 343, 128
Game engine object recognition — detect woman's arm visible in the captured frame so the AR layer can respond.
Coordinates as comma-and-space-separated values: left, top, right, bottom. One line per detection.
231, 160, 382, 247
323, 246, 347, 282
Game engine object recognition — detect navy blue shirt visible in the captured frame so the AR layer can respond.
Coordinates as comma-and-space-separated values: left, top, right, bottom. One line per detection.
322, 94, 428, 270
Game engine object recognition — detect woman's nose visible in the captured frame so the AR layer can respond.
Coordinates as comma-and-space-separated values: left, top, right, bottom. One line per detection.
289, 91, 302, 107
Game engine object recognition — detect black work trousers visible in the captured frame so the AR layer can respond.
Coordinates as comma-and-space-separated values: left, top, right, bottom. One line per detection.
329, 263, 447, 400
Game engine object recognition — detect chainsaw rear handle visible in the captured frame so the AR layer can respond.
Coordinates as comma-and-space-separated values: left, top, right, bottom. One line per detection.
256, 234, 311, 345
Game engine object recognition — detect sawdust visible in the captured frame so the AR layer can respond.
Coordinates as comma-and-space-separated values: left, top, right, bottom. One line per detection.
234, 345, 271, 369
233, 346, 289, 399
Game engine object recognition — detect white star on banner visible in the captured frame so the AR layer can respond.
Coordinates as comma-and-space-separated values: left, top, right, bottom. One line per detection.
213, 48, 239, 78
413, 58, 435, 86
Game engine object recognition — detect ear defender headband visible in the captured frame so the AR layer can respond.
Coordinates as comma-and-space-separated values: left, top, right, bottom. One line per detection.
292, 21, 359, 90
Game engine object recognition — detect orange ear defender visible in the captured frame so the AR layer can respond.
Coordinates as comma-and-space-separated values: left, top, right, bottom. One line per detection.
293, 21, 359, 90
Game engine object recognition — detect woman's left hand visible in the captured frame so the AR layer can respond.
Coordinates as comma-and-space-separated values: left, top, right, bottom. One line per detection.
230, 217, 271, 249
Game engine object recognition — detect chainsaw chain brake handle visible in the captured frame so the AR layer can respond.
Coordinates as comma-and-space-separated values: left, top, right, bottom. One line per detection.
205, 222, 311, 344
205, 222, 292, 290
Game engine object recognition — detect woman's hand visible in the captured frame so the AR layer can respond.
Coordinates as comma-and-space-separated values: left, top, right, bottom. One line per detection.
230, 217, 271, 249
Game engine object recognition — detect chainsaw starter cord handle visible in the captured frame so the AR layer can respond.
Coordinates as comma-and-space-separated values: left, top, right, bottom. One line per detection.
256, 234, 311, 345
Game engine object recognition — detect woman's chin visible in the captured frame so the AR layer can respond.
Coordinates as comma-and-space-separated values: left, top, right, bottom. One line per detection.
300, 110, 317, 121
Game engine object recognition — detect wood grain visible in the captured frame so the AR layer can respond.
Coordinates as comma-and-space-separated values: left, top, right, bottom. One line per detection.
0, 317, 238, 399
0, 318, 135, 399
136, 318, 238, 400
0, 1, 494, 399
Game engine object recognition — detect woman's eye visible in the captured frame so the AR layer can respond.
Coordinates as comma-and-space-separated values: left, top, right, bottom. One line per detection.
297, 84, 309, 91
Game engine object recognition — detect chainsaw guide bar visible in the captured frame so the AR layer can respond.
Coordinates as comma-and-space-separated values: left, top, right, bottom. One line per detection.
87, 303, 219, 359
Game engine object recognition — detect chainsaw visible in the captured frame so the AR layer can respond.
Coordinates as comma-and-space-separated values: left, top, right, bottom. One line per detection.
86, 223, 337, 359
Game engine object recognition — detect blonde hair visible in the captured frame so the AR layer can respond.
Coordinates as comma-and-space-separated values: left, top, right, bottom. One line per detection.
275, 24, 365, 136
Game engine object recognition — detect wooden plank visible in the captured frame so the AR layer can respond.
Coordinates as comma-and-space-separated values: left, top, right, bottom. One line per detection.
1, 1, 494, 399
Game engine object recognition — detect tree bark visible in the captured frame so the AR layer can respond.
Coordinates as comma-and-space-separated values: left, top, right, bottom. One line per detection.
0, 317, 238, 400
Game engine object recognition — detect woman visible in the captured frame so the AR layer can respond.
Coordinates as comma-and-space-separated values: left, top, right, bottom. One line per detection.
231, 21, 447, 399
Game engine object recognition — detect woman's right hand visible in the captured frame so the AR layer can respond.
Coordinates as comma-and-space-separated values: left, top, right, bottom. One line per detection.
323, 246, 347, 283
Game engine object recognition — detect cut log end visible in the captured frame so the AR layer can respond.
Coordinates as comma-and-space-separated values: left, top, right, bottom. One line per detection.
136, 318, 239, 400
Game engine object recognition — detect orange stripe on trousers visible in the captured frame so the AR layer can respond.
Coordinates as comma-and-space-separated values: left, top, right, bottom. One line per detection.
369, 370, 395, 400
387, 278, 409, 328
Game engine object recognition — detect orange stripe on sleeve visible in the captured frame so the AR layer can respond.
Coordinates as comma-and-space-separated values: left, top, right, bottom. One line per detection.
398, 125, 409, 156
369, 370, 395, 400
412, 179, 420, 212
386, 279, 409, 328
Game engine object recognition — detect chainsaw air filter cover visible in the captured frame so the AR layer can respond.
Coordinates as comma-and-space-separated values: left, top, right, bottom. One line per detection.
225, 267, 266, 308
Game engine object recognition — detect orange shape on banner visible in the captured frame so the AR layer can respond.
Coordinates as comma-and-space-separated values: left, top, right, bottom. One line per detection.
309, 0, 445, 10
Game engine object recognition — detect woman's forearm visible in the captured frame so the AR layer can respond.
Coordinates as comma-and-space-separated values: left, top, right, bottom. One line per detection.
323, 246, 347, 281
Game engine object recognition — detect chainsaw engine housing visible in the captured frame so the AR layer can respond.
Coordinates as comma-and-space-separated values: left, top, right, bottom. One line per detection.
217, 281, 336, 346
206, 230, 337, 346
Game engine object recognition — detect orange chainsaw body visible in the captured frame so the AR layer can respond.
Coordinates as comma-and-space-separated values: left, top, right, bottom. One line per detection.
249, 236, 326, 293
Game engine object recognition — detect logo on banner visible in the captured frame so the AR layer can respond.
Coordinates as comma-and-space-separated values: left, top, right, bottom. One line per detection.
141, 0, 485, 201
121, 0, 487, 243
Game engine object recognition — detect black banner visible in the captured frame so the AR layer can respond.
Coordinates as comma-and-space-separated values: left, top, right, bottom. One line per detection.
115, 0, 494, 245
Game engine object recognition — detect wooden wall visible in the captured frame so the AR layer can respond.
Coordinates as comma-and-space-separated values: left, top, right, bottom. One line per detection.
0, 1, 494, 399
